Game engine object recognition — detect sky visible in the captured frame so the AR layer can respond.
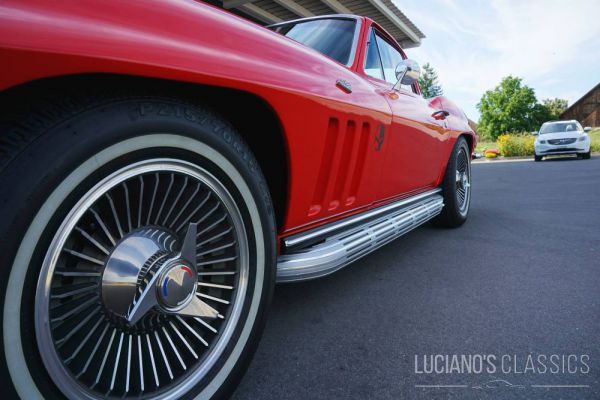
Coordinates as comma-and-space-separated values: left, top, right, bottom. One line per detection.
394, 0, 600, 121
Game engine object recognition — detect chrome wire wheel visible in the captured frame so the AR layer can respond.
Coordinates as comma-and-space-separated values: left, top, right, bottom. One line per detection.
34, 158, 249, 399
455, 147, 471, 214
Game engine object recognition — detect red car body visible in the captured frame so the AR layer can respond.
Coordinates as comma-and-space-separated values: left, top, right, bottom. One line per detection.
0, 0, 477, 247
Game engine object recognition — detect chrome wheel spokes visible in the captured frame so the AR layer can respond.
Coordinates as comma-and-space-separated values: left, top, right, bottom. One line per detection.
35, 159, 249, 399
455, 147, 470, 213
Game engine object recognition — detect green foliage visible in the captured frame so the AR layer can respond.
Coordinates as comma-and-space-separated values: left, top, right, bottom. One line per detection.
589, 128, 600, 153
542, 98, 569, 120
418, 63, 443, 99
496, 134, 535, 157
477, 76, 550, 140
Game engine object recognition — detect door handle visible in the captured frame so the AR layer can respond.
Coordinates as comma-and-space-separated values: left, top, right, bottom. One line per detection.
432, 110, 450, 120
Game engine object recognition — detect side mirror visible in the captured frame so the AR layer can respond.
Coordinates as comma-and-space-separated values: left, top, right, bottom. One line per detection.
584, 127, 592, 132
532, 131, 539, 136
393, 59, 420, 91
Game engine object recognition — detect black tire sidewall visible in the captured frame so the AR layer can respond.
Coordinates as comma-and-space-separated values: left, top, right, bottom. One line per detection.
0, 98, 276, 400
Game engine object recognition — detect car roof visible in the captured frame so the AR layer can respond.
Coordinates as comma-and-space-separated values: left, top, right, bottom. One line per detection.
543, 120, 579, 124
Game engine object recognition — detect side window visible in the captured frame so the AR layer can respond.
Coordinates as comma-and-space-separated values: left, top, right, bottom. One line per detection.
364, 29, 384, 80
374, 32, 414, 92
275, 18, 358, 66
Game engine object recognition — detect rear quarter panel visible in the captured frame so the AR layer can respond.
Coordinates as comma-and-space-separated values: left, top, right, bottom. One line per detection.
430, 96, 477, 167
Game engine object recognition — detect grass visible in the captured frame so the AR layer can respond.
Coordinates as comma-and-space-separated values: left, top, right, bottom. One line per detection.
589, 128, 600, 152
475, 139, 496, 153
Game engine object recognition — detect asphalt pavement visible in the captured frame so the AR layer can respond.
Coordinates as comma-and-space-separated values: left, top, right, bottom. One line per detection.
233, 155, 600, 400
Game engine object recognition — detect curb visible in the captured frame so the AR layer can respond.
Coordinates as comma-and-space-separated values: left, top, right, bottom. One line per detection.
473, 153, 599, 164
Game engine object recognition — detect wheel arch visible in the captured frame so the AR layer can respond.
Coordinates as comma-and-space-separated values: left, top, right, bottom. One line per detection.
0, 73, 290, 231
459, 132, 475, 154
435, 132, 474, 187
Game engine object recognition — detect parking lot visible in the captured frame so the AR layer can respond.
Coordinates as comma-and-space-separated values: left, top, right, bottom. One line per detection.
233, 156, 600, 400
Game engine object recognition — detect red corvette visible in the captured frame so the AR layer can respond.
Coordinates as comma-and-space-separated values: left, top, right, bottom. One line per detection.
0, 1, 476, 399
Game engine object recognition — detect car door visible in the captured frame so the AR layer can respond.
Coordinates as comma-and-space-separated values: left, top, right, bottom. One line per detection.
363, 27, 447, 201
273, 16, 391, 226
268, 16, 392, 229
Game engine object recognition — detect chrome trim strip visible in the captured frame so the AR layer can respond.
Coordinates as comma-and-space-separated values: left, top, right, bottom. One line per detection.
277, 193, 444, 283
266, 14, 361, 28
283, 188, 441, 250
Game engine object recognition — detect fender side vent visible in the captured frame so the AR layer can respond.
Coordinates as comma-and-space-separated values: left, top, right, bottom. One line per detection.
309, 119, 370, 216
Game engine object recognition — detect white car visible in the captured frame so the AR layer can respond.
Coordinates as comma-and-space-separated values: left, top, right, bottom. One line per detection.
534, 120, 592, 161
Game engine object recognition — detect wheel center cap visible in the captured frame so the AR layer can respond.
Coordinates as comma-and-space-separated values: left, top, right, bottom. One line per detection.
158, 262, 197, 310
460, 173, 468, 189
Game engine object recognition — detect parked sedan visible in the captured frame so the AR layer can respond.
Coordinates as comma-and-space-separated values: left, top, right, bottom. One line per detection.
534, 120, 592, 161
0, 1, 476, 399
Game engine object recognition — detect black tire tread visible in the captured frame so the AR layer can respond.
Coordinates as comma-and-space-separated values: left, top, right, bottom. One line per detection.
1, 85, 276, 220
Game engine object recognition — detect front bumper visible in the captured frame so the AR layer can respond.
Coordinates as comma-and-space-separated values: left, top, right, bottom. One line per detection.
535, 140, 590, 155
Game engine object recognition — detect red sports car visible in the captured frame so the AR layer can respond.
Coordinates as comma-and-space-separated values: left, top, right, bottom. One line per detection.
0, 1, 476, 399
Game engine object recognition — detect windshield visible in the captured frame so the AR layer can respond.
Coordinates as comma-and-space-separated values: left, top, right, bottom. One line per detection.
539, 122, 582, 134
271, 18, 357, 66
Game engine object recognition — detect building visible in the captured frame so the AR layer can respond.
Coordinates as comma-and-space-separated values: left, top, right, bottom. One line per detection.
560, 83, 600, 127
207, 0, 425, 48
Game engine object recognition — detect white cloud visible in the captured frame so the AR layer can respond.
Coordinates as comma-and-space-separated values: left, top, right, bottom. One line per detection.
395, 0, 600, 120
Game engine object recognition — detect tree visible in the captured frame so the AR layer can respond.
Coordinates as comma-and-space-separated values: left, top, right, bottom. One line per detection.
418, 63, 443, 99
477, 76, 549, 140
542, 98, 569, 120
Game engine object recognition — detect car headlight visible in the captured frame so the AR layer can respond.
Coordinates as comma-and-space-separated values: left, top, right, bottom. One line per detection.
578, 136, 587, 142
538, 140, 546, 144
